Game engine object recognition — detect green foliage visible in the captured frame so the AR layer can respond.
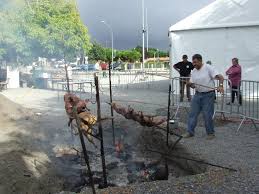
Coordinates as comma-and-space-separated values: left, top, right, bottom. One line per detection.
0, 1, 31, 64
134, 45, 169, 59
89, 43, 141, 63
0, 0, 91, 65
146, 48, 167, 58
88, 43, 169, 64
115, 50, 141, 63
88, 42, 107, 62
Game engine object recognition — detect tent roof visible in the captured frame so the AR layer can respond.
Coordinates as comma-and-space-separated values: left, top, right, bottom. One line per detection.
170, 0, 259, 32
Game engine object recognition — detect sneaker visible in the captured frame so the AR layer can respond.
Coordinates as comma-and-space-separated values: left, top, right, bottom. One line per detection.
182, 132, 194, 138
226, 102, 231, 105
206, 134, 215, 140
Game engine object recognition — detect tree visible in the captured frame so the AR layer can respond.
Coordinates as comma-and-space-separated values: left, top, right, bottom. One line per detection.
113, 50, 140, 63
0, 0, 91, 65
22, 0, 91, 62
0, 0, 31, 64
134, 46, 169, 59
88, 42, 107, 62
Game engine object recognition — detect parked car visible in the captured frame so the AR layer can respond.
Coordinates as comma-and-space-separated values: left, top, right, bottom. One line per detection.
113, 62, 123, 71
79, 64, 97, 71
71, 66, 81, 71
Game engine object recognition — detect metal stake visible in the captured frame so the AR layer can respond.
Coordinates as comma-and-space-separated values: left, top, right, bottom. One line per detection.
108, 62, 115, 145
73, 107, 96, 194
166, 84, 171, 146
94, 74, 108, 187
65, 64, 70, 93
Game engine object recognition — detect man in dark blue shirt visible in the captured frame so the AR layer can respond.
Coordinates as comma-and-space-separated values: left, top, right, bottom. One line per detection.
174, 55, 194, 102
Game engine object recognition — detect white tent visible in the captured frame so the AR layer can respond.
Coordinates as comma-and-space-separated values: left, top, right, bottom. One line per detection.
169, 0, 259, 80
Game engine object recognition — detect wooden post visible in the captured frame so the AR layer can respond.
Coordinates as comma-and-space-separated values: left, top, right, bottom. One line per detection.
65, 64, 70, 93
108, 63, 115, 145
94, 74, 108, 187
73, 107, 96, 194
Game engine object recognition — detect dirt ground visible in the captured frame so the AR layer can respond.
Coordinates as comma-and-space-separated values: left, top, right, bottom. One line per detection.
0, 84, 259, 194
0, 86, 171, 194
0, 93, 64, 194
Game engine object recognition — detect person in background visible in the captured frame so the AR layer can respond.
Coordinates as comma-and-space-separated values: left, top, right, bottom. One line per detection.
67, 65, 73, 80
226, 58, 242, 105
174, 55, 194, 102
100, 62, 108, 77
183, 54, 224, 140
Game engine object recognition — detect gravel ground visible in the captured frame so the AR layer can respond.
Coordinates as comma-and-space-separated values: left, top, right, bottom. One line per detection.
1, 80, 259, 194
81, 82, 259, 194
79, 169, 258, 194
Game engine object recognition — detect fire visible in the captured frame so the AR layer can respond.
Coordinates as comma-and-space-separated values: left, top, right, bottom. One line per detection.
141, 169, 150, 179
115, 140, 124, 153
115, 135, 124, 154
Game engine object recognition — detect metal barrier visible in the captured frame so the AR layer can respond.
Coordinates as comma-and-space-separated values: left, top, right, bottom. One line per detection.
171, 77, 231, 119
102, 70, 155, 88
72, 70, 169, 89
213, 79, 232, 118
49, 69, 170, 102
236, 80, 259, 132
171, 77, 259, 132
171, 77, 194, 115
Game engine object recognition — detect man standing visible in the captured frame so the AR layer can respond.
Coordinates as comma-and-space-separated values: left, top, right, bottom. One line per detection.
183, 54, 224, 140
226, 58, 242, 105
206, 60, 217, 101
174, 55, 194, 102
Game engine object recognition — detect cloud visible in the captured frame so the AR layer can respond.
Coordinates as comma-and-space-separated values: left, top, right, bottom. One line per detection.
77, 0, 215, 50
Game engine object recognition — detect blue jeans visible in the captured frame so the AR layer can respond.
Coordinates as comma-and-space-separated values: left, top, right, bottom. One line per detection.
187, 91, 215, 135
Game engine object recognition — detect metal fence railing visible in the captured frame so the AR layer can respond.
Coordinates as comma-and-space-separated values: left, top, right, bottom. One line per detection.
213, 79, 232, 118
170, 77, 259, 132
171, 77, 231, 117
46, 70, 169, 101
236, 80, 259, 132
71, 70, 169, 89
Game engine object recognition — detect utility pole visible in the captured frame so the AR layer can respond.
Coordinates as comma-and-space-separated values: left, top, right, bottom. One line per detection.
101, 21, 114, 70
142, 0, 145, 70
101, 21, 115, 144
146, 8, 149, 52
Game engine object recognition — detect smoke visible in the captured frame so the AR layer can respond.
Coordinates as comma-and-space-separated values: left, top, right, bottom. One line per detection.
1, 0, 30, 61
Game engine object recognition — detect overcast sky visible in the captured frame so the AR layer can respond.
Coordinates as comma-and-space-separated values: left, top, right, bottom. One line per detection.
77, 0, 215, 50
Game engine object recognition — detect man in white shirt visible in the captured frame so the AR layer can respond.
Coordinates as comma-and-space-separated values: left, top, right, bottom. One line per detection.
183, 54, 224, 140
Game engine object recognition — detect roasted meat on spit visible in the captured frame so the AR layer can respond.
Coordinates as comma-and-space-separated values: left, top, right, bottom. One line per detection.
64, 93, 90, 125
64, 93, 96, 145
78, 112, 97, 145
111, 103, 166, 127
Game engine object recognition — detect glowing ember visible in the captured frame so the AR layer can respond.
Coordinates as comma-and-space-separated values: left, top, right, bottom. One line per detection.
141, 170, 150, 179
115, 135, 124, 154
115, 140, 124, 153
